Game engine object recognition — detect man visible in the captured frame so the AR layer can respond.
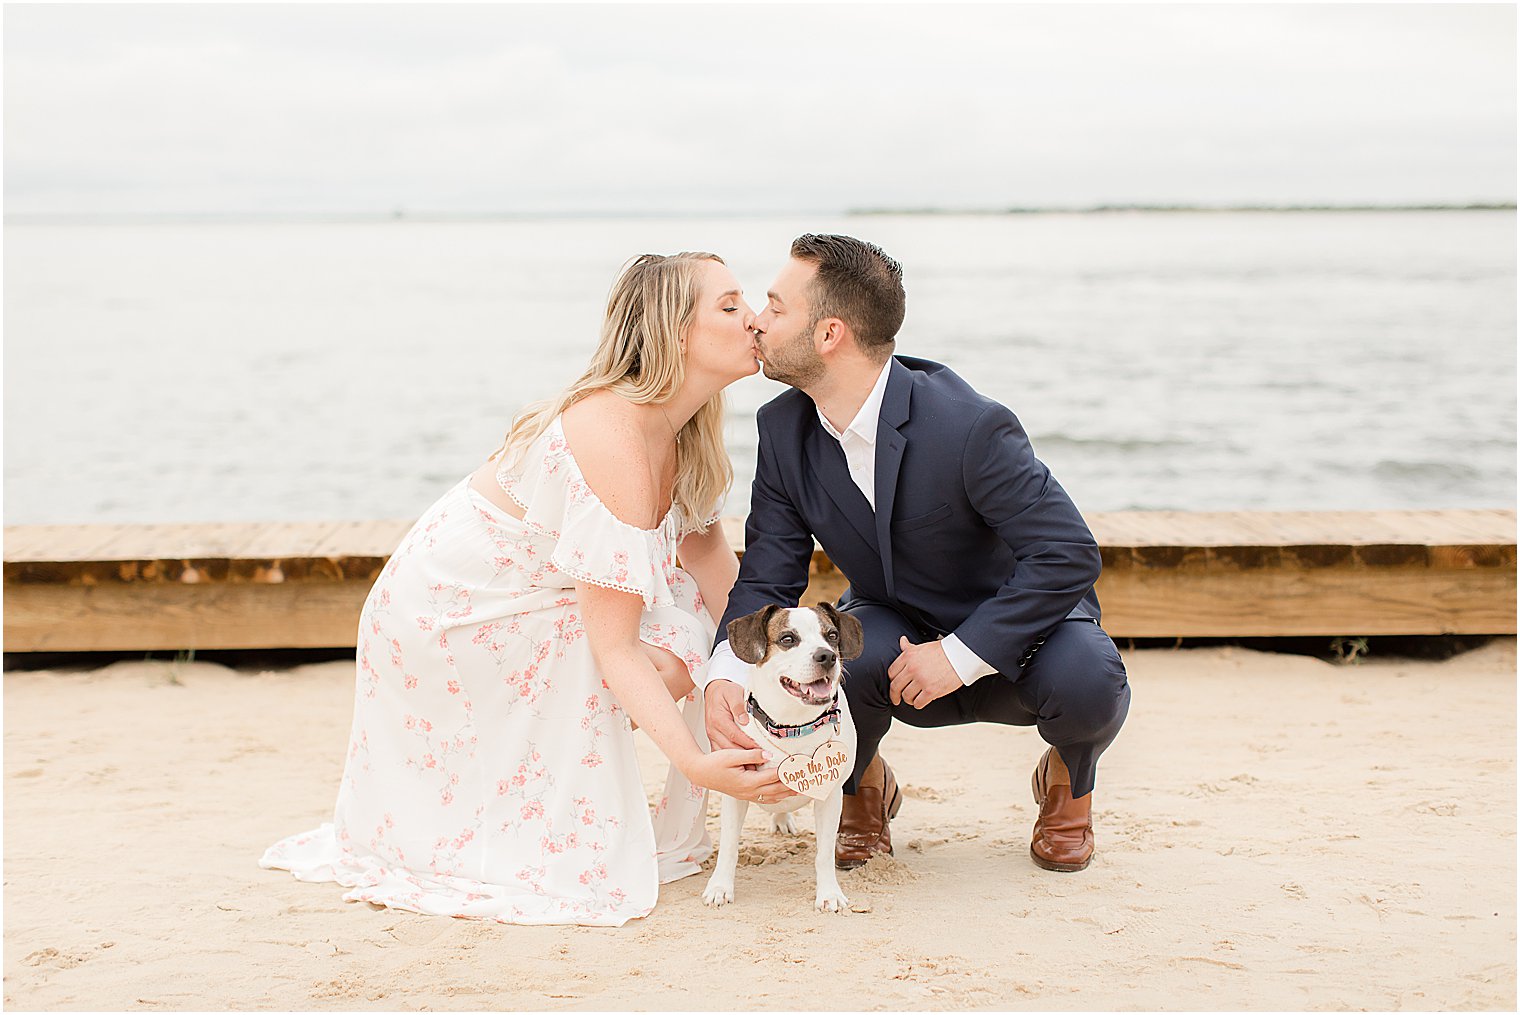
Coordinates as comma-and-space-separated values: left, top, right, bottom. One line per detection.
701, 234, 1131, 872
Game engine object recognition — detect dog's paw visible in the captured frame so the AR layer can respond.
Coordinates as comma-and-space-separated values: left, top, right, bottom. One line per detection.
814, 886, 849, 913
770, 812, 798, 835
702, 879, 735, 908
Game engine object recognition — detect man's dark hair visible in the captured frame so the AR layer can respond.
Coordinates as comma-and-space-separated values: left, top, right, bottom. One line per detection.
790, 234, 905, 359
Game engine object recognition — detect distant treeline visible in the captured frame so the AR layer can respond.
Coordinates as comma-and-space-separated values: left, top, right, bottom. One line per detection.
849, 203, 1517, 215
8, 203, 1516, 226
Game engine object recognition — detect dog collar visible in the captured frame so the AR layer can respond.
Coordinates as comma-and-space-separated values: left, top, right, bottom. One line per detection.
746, 694, 841, 739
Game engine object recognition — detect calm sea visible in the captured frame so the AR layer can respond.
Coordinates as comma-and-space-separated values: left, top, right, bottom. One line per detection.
4, 211, 1515, 526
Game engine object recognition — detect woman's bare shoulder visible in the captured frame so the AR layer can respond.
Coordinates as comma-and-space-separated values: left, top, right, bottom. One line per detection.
561, 393, 661, 529
561, 390, 644, 456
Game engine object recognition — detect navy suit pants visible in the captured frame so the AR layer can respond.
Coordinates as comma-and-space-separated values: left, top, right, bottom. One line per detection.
838, 601, 1131, 799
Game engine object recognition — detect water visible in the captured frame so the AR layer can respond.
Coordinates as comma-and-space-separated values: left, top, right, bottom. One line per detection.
4, 211, 1514, 526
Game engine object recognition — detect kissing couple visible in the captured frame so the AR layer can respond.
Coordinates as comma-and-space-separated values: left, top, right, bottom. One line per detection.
261, 233, 1132, 926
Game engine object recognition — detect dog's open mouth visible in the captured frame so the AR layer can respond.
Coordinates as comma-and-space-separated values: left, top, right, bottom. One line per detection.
780, 675, 835, 705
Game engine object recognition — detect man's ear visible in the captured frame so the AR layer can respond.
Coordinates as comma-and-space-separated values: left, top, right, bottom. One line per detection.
726, 605, 781, 664
816, 602, 865, 661
816, 317, 847, 354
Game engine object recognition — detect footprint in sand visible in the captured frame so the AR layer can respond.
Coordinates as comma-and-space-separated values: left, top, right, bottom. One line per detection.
902, 784, 953, 802
1081, 905, 1163, 936
24, 947, 88, 969
385, 920, 452, 945
738, 840, 807, 866
311, 973, 368, 1000
906, 829, 982, 851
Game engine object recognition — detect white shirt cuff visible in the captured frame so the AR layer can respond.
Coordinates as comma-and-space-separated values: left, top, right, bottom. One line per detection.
700, 640, 751, 692
941, 634, 998, 686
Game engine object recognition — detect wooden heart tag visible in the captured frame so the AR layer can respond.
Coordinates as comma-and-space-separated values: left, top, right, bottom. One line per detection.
776, 739, 853, 801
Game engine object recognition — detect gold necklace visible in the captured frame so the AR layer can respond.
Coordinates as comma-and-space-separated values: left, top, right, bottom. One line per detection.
659, 404, 683, 445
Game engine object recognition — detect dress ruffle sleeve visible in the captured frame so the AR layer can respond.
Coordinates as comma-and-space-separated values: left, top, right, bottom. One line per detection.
679, 506, 723, 538
495, 418, 677, 610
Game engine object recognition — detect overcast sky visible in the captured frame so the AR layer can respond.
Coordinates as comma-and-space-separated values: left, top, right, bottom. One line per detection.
5, 3, 1515, 216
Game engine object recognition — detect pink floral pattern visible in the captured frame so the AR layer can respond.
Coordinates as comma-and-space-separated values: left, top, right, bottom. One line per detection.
261, 418, 717, 927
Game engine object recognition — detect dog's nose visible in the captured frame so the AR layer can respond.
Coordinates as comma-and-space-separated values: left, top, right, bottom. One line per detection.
813, 648, 836, 667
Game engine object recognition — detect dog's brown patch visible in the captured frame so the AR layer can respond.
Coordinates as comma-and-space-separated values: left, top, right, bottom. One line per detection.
726, 604, 789, 664
814, 603, 865, 660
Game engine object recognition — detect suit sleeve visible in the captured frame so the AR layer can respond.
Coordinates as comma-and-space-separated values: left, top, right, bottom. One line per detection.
714, 412, 816, 647
949, 403, 1102, 673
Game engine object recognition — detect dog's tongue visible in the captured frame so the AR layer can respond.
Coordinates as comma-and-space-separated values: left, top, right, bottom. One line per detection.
801, 678, 833, 700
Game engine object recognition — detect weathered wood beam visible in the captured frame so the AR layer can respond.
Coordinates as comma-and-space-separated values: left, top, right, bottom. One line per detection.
5, 582, 373, 652
4, 511, 1513, 651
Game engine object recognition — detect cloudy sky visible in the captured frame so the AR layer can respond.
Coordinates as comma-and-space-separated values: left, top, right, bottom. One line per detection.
4, 3, 1514, 216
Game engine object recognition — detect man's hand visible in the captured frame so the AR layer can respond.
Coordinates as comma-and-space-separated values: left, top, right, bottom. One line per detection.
700, 679, 797, 801
888, 636, 962, 709
704, 678, 761, 753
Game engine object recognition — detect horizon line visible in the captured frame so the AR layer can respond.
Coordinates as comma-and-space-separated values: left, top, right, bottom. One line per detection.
5, 201, 1515, 225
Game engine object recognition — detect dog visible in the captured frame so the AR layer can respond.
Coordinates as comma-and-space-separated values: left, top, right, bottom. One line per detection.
701, 603, 864, 912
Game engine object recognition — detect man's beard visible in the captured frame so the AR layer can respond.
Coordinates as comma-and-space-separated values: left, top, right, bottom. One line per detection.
758, 320, 825, 389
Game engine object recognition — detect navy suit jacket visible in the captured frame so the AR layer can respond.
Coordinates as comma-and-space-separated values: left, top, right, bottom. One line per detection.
716, 355, 1102, 677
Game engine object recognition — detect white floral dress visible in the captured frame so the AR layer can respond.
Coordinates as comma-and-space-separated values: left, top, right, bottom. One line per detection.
261, 416, 715, 926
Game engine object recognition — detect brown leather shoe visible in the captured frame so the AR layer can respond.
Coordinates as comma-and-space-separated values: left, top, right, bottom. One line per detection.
1030, 747, 1094, 872
835, 754, 903, 870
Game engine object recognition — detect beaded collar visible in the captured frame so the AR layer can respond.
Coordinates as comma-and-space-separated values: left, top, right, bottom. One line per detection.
746, 693, 841, 740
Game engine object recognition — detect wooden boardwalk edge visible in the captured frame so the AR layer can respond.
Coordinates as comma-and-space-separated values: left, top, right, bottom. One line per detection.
4, 510, 1515, 651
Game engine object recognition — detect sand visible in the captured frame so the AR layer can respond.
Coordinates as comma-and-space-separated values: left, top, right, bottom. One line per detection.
4, 640, 1515, 1011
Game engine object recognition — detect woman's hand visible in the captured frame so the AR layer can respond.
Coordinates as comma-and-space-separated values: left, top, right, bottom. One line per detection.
574, 580, 795, 805
685, 748, 797, 804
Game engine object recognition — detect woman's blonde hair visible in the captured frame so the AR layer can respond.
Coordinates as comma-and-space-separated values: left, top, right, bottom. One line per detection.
490, 252, 732, 532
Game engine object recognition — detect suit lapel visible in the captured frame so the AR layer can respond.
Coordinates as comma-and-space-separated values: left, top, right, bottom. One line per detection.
873, 359, 913, 600
804, 424, 878, 551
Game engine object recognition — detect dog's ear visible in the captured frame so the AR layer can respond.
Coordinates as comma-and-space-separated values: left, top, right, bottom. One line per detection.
726, 605, 781, 664
816, 603, 865, 661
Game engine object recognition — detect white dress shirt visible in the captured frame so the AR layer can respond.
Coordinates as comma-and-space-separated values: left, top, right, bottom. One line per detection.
701, 362, 997, 691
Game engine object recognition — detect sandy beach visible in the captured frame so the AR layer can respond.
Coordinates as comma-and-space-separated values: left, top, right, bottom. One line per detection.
4, 639, 1515, 1011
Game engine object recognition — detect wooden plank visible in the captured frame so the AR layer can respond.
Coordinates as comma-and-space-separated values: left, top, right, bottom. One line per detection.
2, 523, 136, 561
306, 519, 411, 559
3, 511, 1515, 650
1094, 566, 1516, 638
7, 560, 1508, 652
74, 521, 264, 561
4, 582, 372, 652
5, 521, 316, 564
235, 521, 353, 560
1435, 509, 1519, 543
347, 520, 414, 555
2, 521, 419, 587
2, 525, 77, 560
1086, 510, 1515, 548
8, 511, 1512, 568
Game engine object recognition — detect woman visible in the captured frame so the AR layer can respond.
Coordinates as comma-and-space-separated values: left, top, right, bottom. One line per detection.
262, 252, 791, 926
